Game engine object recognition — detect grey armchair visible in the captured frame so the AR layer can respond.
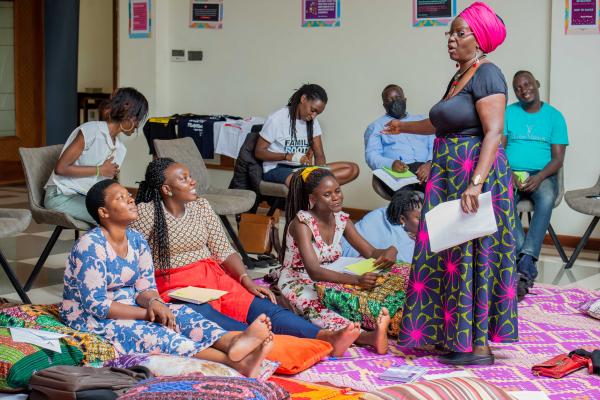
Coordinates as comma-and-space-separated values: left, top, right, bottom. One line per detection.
563, 175, 600, 269
153, 138, 262, 267
0, 208, 32, 303
516, 168, 567, 262
259, 181, 288, 216
18, 146, 94, 294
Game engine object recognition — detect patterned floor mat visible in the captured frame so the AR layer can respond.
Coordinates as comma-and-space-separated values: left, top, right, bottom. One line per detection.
291, 284, 600, 400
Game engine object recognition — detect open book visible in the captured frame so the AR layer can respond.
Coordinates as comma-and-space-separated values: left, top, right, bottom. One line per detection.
168, 286, 228, 305
373, 167, 420, 192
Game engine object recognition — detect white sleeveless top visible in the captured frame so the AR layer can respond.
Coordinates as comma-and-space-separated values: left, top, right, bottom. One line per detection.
45, 121, 127, 195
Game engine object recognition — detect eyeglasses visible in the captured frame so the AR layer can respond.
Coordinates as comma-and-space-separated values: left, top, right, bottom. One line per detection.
444, 30, 474, 40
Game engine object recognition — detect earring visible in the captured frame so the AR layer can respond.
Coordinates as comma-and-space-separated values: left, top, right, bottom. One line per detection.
168, 192, 173, 197
119, 120, 135, 132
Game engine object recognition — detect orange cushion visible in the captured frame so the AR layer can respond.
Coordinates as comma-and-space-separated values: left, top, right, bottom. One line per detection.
268, 335, 333, 375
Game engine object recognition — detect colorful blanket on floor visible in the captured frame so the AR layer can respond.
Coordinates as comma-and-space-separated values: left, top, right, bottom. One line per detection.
288, 284, 600, 400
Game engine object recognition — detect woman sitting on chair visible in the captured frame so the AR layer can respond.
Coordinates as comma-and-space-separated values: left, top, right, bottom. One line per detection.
60, 179, 273, 378
45, 88, 148, 224
254, 84, 359, 187
129, 158, 361, 356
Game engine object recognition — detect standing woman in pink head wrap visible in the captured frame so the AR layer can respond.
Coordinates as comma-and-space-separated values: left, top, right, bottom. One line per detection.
384, 2, 517, 366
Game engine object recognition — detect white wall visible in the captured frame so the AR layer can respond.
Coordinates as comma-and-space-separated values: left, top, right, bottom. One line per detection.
118, 0, 599, 239
548, 0, 600, 237
78, 0, 113, 93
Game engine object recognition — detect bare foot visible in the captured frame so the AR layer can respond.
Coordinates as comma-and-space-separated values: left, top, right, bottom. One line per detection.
228, 314, 271, 362
374, 307, 390, 354
316, 323, 361, 357
357, 308, 390, 354
237, 333, 274, 378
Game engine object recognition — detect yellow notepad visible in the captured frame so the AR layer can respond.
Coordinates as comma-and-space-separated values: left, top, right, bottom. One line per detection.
345, 258, 379, 275
168, 287, 228, 305
383, 166, 416, 179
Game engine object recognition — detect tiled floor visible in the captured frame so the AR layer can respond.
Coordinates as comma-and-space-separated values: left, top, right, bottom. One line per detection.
1, 184, 599, 304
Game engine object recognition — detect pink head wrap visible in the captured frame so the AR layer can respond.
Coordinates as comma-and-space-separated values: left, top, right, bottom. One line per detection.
459, 2, 506, 54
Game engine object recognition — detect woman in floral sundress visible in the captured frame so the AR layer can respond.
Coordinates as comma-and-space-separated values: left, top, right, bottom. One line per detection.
278, 167, 397, 354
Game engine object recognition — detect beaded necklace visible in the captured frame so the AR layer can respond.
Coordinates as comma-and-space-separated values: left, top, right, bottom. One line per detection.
447, 54, 487, 98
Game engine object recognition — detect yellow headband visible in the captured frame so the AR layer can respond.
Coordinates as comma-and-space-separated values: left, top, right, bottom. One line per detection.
301, 166, 320, 182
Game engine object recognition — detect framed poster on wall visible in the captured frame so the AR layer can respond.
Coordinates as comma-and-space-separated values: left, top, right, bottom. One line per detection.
302, 0, 341, 28
565, 0, 599, 34
190, 0, 223, 29
129, 0, 151, 38
413, 0, 456, 27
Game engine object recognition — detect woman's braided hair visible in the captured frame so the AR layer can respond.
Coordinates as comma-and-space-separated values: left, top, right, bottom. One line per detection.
135, 157, 176, 273
280, 167, 334, 263
386, 190, 424, 225
287, 84, 328, 147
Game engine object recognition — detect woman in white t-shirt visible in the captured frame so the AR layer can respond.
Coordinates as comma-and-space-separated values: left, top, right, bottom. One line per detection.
255, 84, 359, 186
44, 87, 148, 224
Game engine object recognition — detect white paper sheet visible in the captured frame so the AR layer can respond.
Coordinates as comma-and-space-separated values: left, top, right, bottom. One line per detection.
9, 327, 66, 353
373, 169, 420, 192
425, 191, 497, 253
322, 257, 364, 273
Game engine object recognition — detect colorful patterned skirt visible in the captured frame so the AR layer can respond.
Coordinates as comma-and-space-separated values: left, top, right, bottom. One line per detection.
397, 135, 518, 352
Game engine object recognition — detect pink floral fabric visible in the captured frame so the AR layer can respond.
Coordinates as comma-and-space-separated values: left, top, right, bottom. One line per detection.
278, 211, 353, 330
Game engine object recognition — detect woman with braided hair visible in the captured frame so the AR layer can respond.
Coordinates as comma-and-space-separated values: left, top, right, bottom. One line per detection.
130, 158, 362, 357
278, 167, 398, 354
255, 83, 360, 186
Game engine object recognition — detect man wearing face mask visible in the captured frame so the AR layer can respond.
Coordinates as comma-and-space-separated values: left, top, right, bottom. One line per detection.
502, 70, 568, 291
364, 84, 434, 195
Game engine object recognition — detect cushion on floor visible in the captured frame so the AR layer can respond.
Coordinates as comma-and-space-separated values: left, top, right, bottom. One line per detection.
105, 353, 279, 381
117, 374, 289, 400
316, 263, 411, 336
360, 377, 513, 400
580, 298, 600, 320
0, 327, 84, 392
268, 335, 333, 374
0, 304, 115, 365
269, 376, 362, 399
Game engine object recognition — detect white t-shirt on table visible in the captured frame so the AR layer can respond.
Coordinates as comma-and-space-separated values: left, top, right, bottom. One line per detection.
45, 121, 127, 196
259, 107, 322, 173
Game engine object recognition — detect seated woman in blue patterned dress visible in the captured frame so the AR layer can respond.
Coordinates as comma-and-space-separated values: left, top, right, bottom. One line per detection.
60, 179, 273, 378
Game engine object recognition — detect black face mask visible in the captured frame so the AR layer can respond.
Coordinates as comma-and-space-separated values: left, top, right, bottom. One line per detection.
385, 98, 407, 119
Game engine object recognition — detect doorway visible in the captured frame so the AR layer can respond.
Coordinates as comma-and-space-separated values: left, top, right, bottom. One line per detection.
0, 0, 44, 185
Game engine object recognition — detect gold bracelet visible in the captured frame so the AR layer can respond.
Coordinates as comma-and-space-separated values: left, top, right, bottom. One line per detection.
238, 273, 249, 283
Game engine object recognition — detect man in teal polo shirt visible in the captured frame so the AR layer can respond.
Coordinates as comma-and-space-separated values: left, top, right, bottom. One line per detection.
502, 70, 568, 288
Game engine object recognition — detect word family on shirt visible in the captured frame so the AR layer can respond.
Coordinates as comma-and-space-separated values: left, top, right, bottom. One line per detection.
284, 138, 310, 154
260, 107, 322, 173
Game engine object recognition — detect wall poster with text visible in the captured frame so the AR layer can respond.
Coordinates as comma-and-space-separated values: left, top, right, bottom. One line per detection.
302, 0, 341, 28
413, 0, 456, 27
565, 0, 599, 34
190, 0, 224, 29
129, 0, 151, 38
